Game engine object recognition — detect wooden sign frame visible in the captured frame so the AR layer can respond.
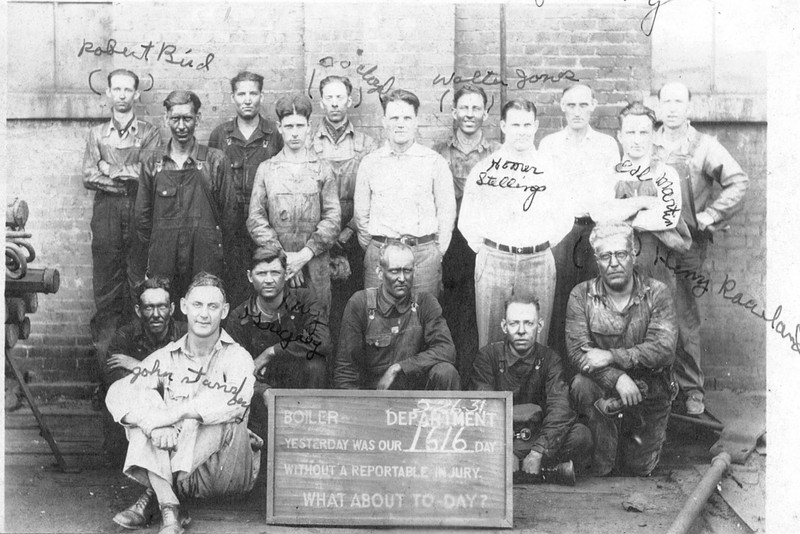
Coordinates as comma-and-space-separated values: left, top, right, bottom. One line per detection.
265, 389, 513, 528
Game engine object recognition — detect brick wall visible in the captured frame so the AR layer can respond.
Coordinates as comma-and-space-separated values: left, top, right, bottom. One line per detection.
6, 1, 766, 393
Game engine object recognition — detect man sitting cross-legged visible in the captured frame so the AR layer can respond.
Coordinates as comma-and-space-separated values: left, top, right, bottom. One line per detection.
106, 272, 260, 534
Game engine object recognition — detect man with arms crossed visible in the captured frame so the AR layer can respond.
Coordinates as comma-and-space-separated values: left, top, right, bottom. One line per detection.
83, 69, 161, 361
208, 71, 283, 306
459, 99, 573, 348
434, 84, 500, 378
469, 292, 591, 476
567, 222, 677, 477
538, 83, 620, 358
654, 82, 749, 415
106, 273, 260, 534
354, 89, 456, 297
335, 242, 459, 391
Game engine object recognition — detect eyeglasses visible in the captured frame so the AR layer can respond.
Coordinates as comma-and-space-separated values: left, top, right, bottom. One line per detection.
596, 250, 631, 263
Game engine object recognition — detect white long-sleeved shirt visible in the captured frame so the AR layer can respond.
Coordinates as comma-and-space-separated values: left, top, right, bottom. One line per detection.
354, 141, 456, 254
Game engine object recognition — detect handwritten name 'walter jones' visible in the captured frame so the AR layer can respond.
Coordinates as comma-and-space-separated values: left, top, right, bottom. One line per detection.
386, 407, 498, 428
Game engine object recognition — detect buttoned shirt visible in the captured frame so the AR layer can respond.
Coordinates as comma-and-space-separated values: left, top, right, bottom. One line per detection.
106, 319, 188, 383
565, 271, 677, 392
136, 139, 237, 246
538, 126, 620, 218
106, 329, 254, 427
469, 341, 575, 459
433, 132, 501, 212
354, 142, 456, 254
225, 288, 331, 363
334, 287, 456, 389
458, 147, 574, 251
247, 148, 341, 256
208, 115, 283, 202
83, 117, 161, 194
653, 122, 748, 231
310, 120, 377, 231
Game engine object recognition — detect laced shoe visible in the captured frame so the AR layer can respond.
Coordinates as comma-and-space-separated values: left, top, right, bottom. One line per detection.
112, 488, 157, 529
158, 504, 191, 534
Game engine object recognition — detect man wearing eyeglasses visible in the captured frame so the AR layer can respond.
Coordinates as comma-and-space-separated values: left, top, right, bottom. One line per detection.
565, 222, 677, 476
101, 276, 187, 467
334, 242, 459, 390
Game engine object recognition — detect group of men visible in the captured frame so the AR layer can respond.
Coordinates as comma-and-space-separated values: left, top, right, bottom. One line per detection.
84, 68, 748, 534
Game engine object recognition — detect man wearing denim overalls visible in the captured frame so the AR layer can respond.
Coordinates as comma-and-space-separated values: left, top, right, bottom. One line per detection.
334, 242, 459, 390
136, 91, 237, 306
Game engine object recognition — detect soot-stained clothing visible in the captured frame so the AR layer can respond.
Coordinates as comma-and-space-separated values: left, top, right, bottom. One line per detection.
469, 341, 577, 460
105, 319, 188, 385
334, 287, 457, 389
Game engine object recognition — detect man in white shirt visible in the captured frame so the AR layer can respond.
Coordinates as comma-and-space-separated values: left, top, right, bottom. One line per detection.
459, 99, 573, 348
106, 273, 260, 534
354, 89, 456, 297
538, 84, 620, 357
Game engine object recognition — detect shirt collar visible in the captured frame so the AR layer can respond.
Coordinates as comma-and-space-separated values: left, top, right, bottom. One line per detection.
132, 318, 176, 347
449, 131, 492, 153
241, 291, 294, 324
378, 140, 426, 157
376, 285, 413, 316
588, 270, 651, 310
169, 329, 235, 357
162, 138, 200, 164
104, 116, 139, 138
654, 121, 696, 150
272, 147, 320, 164
562, 126, 599, 144
316, 119, 354, 142
226, 115, 275, 138
503, 341, 539, 368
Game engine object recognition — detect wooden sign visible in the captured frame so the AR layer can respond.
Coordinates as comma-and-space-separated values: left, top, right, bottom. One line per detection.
265, 390, 513, 528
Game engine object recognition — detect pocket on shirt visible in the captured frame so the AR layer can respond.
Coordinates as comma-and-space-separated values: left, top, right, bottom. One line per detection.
365, 333, 393, 348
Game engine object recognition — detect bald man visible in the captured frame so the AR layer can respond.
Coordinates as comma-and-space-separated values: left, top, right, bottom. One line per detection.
653, 82, 749, 415
538, 84, 620, 358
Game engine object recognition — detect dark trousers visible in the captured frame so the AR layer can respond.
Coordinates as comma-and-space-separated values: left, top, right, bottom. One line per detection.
513, 420, 592, 472
570, 374, 672, 476
90, 194, 146, 362
549, 219, 598, 359
389, 362, 461, 391
440, 228, 479, 383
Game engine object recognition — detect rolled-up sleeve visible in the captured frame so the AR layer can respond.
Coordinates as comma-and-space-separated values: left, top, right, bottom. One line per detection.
699, 137, 749, 226
83, 127, 125, 193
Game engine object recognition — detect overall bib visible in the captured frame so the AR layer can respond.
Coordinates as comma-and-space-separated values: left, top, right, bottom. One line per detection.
147, 145, 225, 301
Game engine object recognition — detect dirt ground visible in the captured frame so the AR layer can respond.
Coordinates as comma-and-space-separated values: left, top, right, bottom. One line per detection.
4, 400, 762, 533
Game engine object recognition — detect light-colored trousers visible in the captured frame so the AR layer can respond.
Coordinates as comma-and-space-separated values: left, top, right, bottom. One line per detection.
474, 245, 556, 348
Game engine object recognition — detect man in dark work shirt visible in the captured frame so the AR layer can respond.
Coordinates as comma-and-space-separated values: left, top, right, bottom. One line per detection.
469, 292, 591, 475
225, 245, 330, 440
102, 276, 187, 465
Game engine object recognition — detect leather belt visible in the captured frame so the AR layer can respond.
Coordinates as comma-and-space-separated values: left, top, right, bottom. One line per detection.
372, 234, 436, 246
484, 239, 550, 255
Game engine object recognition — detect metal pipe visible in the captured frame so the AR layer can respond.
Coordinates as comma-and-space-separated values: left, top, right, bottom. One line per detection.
499, 3, 507, 143
666, 452, 731, 534
670, 413, 725, 432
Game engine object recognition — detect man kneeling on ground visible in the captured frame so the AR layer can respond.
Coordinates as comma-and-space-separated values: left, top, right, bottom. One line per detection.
106, 272, 260, 534
566, 221, 677, 477
469, 292, 591, 476
334, 241, 460, 390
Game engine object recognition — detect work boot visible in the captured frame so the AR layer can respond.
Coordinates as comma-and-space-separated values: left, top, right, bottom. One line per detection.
158, 504, 191, 534
112, 488, 157, 529
685, 390, 705, 416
